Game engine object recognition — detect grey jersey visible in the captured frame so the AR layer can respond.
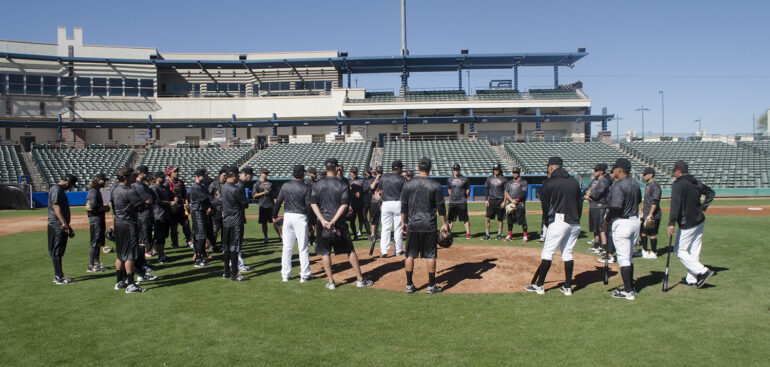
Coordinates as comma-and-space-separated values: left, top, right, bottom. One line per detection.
255, 180, 275, 208
400, 176, 446, 232
222, 181, 248, 227
86, 188, 105, 222
506, 177, 528, 203
131, 181, 155, 219
588, 175, 611, 208
643, 180, 662, 219
485, 175, 507, 201
607, 176, 642, 221
150, 183, 173, 222
112, 183, 144, 224
273, 179, 311, 217
48, 184, 70, 226
447, 175, 470, 203
188, 182, 211, 212
377, 173, 405, 202
311, 176, 350, 221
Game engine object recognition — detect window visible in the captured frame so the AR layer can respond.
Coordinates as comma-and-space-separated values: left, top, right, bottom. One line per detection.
8, 74, 24, 94
60, 77, 75, 96
295, 81, 306, 90
76, 77, 91, 96
109, 78, 123, 96
325, 81, 333, 91
124, 79, 138, 96
43, 76, 58, 95
92, 78, 107, 96
25, 75, 41, 95
139, 79, 154, 97
0, 74, 5, 94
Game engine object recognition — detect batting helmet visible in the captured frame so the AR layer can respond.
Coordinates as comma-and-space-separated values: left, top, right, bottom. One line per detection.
492, 163, 503, 172
437, 229, 453, 248
106, 227, 116, 242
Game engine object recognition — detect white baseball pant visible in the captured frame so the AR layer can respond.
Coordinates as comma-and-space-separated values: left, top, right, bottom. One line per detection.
612, 217, 640, 267
281, 213, 310, 280
675, 221, 708, 284
379, 200, 403, 255
541, 219, 580, 261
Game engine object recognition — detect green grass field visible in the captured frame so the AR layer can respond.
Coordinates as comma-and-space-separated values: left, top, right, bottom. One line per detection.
0, 205, 768, 365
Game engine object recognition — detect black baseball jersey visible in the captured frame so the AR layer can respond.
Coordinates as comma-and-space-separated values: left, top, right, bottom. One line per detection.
349, 177, 367, 203
643, 180, 662, 219
362, 176, 375, 203
255, 179, 275, 208
447, 175, 470, 203
304, 178, 316, 189
505, 177, 528, 203
400, 176, 446, 232
668, 174, 715, 229
209, 179, 224, 210
273, 179, 311, 217
167, 178, 187, 202
542, 168, 582, 225
188, 181, 211, 212
112, 184, 144, 224
48, 184, 70, 226
539, 176, 551, 223
222, 181, 248, 227
311, 176, 350, 221
132, 181, 155, 220
377, 173, 405, 201
588, 174, 611, 208
606, 176, 641, 222
86, 188, 106, 223
150, 183, 173, 222
485, 175, 507, 201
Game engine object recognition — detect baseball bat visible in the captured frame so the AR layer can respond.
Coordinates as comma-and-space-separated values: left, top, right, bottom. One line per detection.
603, 222, 609, 285
662, 235, 673, 292
368, 235, 376, 256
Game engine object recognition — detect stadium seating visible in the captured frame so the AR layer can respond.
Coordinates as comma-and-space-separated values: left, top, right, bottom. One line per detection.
738, 140, 770, 157
528, 89, 583, 100
621, 142, 770, 188
0, 145, 27, 185
32, 147, 135, 190
381, 140, 507, 176
475, 89, 525, 100
504, 142, 672, 186
141, 147, 255, 183
404, 90, 467, 102
243, 142, 371, 178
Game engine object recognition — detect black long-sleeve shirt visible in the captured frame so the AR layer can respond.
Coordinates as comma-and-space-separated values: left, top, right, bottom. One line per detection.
605, 176, 641, 222
222, 181, 248, 227
349, 177, 367, 204
400, 176, 446, 232
668, 174, 715, 229
273, 179, 311, 217
485, 175, 507, 201
542, 168, 582, 225
377, 173, 405, 202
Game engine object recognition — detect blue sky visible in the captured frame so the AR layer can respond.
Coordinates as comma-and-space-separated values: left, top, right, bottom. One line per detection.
2, 0, 768, 135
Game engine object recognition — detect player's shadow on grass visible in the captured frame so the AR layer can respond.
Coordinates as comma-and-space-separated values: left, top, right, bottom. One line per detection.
147, 266, 223, 289
355, 259, 405, 283
572, 266, 619, 293
634, 271, 665, 293
434, 258, 497, 291
309, 257, 378, 283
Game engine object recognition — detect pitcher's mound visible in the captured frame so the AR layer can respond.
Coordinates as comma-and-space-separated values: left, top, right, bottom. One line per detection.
309, 245, 607, 293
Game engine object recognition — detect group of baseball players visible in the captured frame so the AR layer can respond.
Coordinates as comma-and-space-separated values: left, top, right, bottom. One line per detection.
45, 154, 716, 298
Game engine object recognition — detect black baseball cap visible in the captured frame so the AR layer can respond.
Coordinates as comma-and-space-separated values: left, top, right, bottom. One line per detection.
226, 165, 240, 176
194, 168, 208, 177
292, 165, 305, 178
493, 163, 502, 171
136, 165, 150, 174
673, 160, 689, 173
418, 157, 432, 171
453, 163, 461, 171
548, 157, 563, 166
642, 167, 656, 175
307, 167, 317, 174
93, 173, 108, 181
375, 165, 383, 174
325, 158, 339, 169
594, 163, 608, 172
350, 166, 358, 173
64, 174, 78, 185
512, 167, 521, 173
612, 158, 632, 172
219, 165, 228, 174
154, 171, 165, 179
391, 160, 403, 170
241, 167, 254, 176
260, 168, 269, 175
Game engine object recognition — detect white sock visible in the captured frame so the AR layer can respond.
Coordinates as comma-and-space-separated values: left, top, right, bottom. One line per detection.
485, 229, 490, 236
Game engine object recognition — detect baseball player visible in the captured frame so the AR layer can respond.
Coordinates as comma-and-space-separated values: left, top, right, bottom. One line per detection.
484, 164, 507, 240
605, 158, 642, 300
401, 157, 448, 294
585, 163, 611, 253
112, 168, 148, 293
639, 167, 662, 258
208, 166, 228, 253
404, 170, 414, 181
150, 171, 173, 263
537, 169, 552, 243
273, 165, 313, 282
48, 174, 77, 284
304, 167, 319, 246
525, 157, 581, 296
311, 158, 374, 289
504, 167, 528, 242
132, 166, 155, 264
362, 167, 375, 236
86, 173, 110, 272
446, 164, 471, 239
254, 168, 281, 244
234, 167, 254, 272
221, 165, 249, 281
188, 168, 213, 267
368, 166, 384, 245
667, 160, 716, 288
166, 165, 192, 248
348, 166, 369, 240
377, 160, 406, 257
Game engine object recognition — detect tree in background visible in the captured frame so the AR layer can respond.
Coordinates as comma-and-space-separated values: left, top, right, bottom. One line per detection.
758, 111, 768, 133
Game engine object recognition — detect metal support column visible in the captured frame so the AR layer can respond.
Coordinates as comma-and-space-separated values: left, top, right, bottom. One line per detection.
553, 66, 559, 89
458, 67, 463, 91
469, 109, 475, 133
337, 112, 343, 135
147, 115, 153, 139
402, 110, 408, 134
347, 70, 352, 89
513, 65, 519, 91
231, 114, 237, 137
272, 113, 278, 136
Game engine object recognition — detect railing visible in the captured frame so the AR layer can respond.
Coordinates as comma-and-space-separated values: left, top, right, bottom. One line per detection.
157, 90, 332, 98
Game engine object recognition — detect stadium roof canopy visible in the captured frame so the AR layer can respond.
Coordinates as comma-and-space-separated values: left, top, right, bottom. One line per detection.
0, 51, 587, 74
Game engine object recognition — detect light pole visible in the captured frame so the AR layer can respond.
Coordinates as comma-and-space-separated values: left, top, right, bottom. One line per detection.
694, 117, 702, 133
615, 115, 624, 142
635, 105, 650, 141
659, 91, 665, 138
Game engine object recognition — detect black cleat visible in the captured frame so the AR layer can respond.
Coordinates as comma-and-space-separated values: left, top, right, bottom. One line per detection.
482, 235, 490, 240
696, 269, 715, 288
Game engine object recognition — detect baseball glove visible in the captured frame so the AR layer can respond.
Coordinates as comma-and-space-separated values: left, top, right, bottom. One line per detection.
643, 216, 656, 231
102, 246, 113, 254
505, 203, 516, 215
